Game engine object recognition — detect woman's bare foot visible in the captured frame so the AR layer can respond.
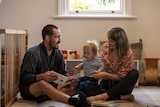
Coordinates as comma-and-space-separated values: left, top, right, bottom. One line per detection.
87, 93, 109, 103
87, 96, 96, 103
121, 94, 134, 101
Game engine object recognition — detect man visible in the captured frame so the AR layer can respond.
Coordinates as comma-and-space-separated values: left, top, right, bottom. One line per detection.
19, 24, 91, 107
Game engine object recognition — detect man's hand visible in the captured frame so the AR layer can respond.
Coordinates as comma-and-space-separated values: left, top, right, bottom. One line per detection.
43, 71, 58, 82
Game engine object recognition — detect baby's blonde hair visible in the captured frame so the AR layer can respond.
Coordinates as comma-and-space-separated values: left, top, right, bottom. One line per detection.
83, 40, 99, 56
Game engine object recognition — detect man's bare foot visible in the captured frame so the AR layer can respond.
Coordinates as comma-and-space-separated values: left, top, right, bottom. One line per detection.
121, 94, 134, 101
58, 85, 79, 96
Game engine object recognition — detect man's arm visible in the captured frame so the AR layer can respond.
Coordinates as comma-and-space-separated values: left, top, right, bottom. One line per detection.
19, 51, 38, 85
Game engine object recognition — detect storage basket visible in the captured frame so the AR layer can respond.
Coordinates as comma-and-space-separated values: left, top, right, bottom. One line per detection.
130, 39, 143, 60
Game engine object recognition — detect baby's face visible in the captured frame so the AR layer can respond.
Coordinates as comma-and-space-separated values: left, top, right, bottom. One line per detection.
83, 48, 95, 60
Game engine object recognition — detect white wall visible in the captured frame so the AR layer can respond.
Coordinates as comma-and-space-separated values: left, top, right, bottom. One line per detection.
0, 0, 160, 82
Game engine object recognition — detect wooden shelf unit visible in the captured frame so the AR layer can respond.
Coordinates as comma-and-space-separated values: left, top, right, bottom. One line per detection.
0, 29, 28, 107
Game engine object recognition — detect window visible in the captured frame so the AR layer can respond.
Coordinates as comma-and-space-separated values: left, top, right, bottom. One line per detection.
56, 0, 135, 19
68, 0, 122, 15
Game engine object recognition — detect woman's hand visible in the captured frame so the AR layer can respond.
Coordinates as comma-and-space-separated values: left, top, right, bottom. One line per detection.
93, 71, 121, 81
42, 71, 58, 82
93, 71, 108, 80
93, 70, 102, 74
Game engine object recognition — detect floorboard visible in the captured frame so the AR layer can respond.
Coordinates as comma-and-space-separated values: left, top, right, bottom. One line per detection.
11, 86, 160, 107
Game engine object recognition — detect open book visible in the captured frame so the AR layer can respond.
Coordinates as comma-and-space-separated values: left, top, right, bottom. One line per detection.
91, 100, 120, 107
51, 70, 80, 86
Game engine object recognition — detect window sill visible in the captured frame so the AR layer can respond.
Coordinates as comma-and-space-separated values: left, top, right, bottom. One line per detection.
54, 15, 137, 20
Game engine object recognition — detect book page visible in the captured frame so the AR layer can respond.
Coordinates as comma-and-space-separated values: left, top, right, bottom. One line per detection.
51, 71, 80, 86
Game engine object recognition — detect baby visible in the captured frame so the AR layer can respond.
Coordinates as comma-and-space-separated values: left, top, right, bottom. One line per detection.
75, 40, 104, 96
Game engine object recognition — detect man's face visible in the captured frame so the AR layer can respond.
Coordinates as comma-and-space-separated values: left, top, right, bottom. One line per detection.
49, 28, 61, 49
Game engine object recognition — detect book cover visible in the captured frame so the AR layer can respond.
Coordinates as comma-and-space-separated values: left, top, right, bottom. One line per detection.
91, 100, 120, 107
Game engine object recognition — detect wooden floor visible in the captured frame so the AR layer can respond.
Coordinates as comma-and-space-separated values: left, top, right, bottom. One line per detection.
11, 86, 160, 107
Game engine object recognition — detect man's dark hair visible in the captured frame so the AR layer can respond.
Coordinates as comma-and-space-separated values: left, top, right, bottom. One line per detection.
42, 24, 58, 40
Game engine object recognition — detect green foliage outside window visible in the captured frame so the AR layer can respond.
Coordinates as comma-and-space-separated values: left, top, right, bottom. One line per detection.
70, 0, 118, 10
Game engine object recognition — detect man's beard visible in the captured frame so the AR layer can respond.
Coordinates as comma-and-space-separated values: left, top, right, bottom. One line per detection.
49, 41, 59, 49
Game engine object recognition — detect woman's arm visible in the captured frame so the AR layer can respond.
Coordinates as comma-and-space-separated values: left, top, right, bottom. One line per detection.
117, 50, 134, 78
93, 71, 121, 81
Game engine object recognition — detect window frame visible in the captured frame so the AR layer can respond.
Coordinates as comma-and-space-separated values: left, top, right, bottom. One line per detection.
55, 0, 136, 19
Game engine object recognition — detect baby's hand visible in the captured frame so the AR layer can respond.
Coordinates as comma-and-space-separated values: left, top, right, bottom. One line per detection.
75, 65, 81, 70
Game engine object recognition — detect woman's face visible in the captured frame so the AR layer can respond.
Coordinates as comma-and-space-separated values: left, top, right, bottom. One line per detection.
108, 37, 116, 50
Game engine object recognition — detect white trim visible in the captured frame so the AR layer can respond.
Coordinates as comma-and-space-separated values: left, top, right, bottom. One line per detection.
125, 0, 132, 15
58, 0, 66, 16
134, 60, 139, 87
54, 15, 136, 19
133, 60, 139, 71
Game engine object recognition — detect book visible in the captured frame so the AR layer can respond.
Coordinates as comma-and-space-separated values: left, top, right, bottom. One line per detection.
51, 70, 80, 86
91, 100, 120, 107
147, 105, 160, 107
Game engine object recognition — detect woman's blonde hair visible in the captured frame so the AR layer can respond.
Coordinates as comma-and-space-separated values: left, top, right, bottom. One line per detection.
83, 40, 99, 56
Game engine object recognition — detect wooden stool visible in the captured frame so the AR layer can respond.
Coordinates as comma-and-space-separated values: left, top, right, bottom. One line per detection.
144, 58, 159, 85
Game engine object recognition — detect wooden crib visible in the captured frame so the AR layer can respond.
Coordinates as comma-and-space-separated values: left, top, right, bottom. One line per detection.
0, 29, 28, 107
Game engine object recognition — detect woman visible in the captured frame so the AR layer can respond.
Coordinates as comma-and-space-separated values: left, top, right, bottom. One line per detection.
87, 27, 139, 102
